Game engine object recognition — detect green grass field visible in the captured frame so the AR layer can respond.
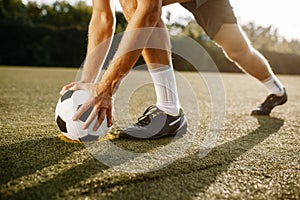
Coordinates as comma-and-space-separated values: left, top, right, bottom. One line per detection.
0, 67, 299, 200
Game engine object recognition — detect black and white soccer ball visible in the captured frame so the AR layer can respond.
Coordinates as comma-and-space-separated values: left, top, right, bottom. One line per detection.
55, 90, 111, 142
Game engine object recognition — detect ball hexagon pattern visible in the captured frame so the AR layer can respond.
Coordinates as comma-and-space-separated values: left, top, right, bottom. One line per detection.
55, 90, 111, 142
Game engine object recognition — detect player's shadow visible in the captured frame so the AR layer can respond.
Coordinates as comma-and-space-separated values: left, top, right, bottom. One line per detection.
1, 137, 109, 199
0, 138, 109, 188
3, 158, 107, 200
108, 116, 284, 199
1, 116, 284, 199
0, 137, 84, 184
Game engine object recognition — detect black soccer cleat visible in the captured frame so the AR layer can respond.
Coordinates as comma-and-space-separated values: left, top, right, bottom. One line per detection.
119, 105, 187, 140
251, 88, 288, 115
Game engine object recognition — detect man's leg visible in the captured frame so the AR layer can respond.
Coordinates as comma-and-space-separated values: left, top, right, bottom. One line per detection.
118, 0, 187, 139
142, 20, 181, 116
213, 24, 285, 94
181, 0, 287, 115
213, 24, 282, 88
213, 26, 287, 115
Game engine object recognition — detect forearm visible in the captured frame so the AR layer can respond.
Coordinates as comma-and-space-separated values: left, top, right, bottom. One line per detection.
100, 2, 162, 94
81, 2, 115, 83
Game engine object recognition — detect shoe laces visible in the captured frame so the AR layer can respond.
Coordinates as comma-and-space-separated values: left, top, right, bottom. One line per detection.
261, 94, 277, 108
135, 105, 161, 127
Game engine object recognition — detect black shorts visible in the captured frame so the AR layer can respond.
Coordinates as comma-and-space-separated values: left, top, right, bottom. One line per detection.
180, 0, 237, 39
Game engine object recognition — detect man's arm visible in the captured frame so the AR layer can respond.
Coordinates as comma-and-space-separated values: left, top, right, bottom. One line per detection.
99, 2, 162, 93
73, 0, 163, 130
60, 0, 115, 95
82, 0, 115, 83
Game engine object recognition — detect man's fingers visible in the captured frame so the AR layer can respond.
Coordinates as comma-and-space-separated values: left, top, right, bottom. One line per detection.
60, 82, 75, 95
83, 106, 99, 130
69, 82, 83, 91
93, 109, 106, 131
71, 82, 95, 94
106, 107, 113, 127
72, 99, 93, 121
59, 82, 88, 95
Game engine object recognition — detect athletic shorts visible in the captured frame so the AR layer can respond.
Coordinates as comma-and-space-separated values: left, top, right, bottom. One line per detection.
180, 0, 237, 39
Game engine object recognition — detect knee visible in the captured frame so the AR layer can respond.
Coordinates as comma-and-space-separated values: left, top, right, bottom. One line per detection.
223, 44, 253, 63
142, 2, 161, 23
120, 0, 161, 24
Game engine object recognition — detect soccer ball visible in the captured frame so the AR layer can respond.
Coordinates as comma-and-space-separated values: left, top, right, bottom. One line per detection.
55, 90, 111, 142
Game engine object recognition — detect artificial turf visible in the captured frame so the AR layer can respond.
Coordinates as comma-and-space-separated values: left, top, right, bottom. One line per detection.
0, 67, 299, 200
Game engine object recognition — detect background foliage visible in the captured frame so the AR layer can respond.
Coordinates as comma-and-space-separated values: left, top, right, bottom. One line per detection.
1, 0, 300, 73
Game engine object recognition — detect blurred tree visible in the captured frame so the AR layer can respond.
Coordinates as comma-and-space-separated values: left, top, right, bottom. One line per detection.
242, 22, 300, 54
0, 0, 30, 24
115, 11, 127, 33
35, 1, 91, 28
0, 0, 299, 73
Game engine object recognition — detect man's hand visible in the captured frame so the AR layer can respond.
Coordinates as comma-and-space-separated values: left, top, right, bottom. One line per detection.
71, 82, 114, 131
60, 81, 95, 95
60, 82, 77, 96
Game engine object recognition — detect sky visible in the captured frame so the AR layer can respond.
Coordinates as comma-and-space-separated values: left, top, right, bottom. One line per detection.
22, 0, 300, 40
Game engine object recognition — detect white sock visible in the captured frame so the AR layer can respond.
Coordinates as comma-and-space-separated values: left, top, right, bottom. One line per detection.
262, 73, 284, 96
149, 65, 180, 115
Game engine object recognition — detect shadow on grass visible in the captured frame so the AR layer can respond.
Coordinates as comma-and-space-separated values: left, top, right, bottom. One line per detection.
109, 123, 175, 153
3, 158, 107, 200
1, 137, 108, 200
106, 116, 284, 199
0, 137, 83, 185
111, 136, 174, 153
0, 116, 284, 199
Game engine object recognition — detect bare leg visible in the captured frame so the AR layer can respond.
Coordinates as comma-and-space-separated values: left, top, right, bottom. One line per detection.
120, 0, 171, 69
115, 0, 186, 140
214, 24, 287, 115
120, 0, 180, 115
213, 24, 271, 81
142, 19, 171, 69
142, 19, 180, 114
